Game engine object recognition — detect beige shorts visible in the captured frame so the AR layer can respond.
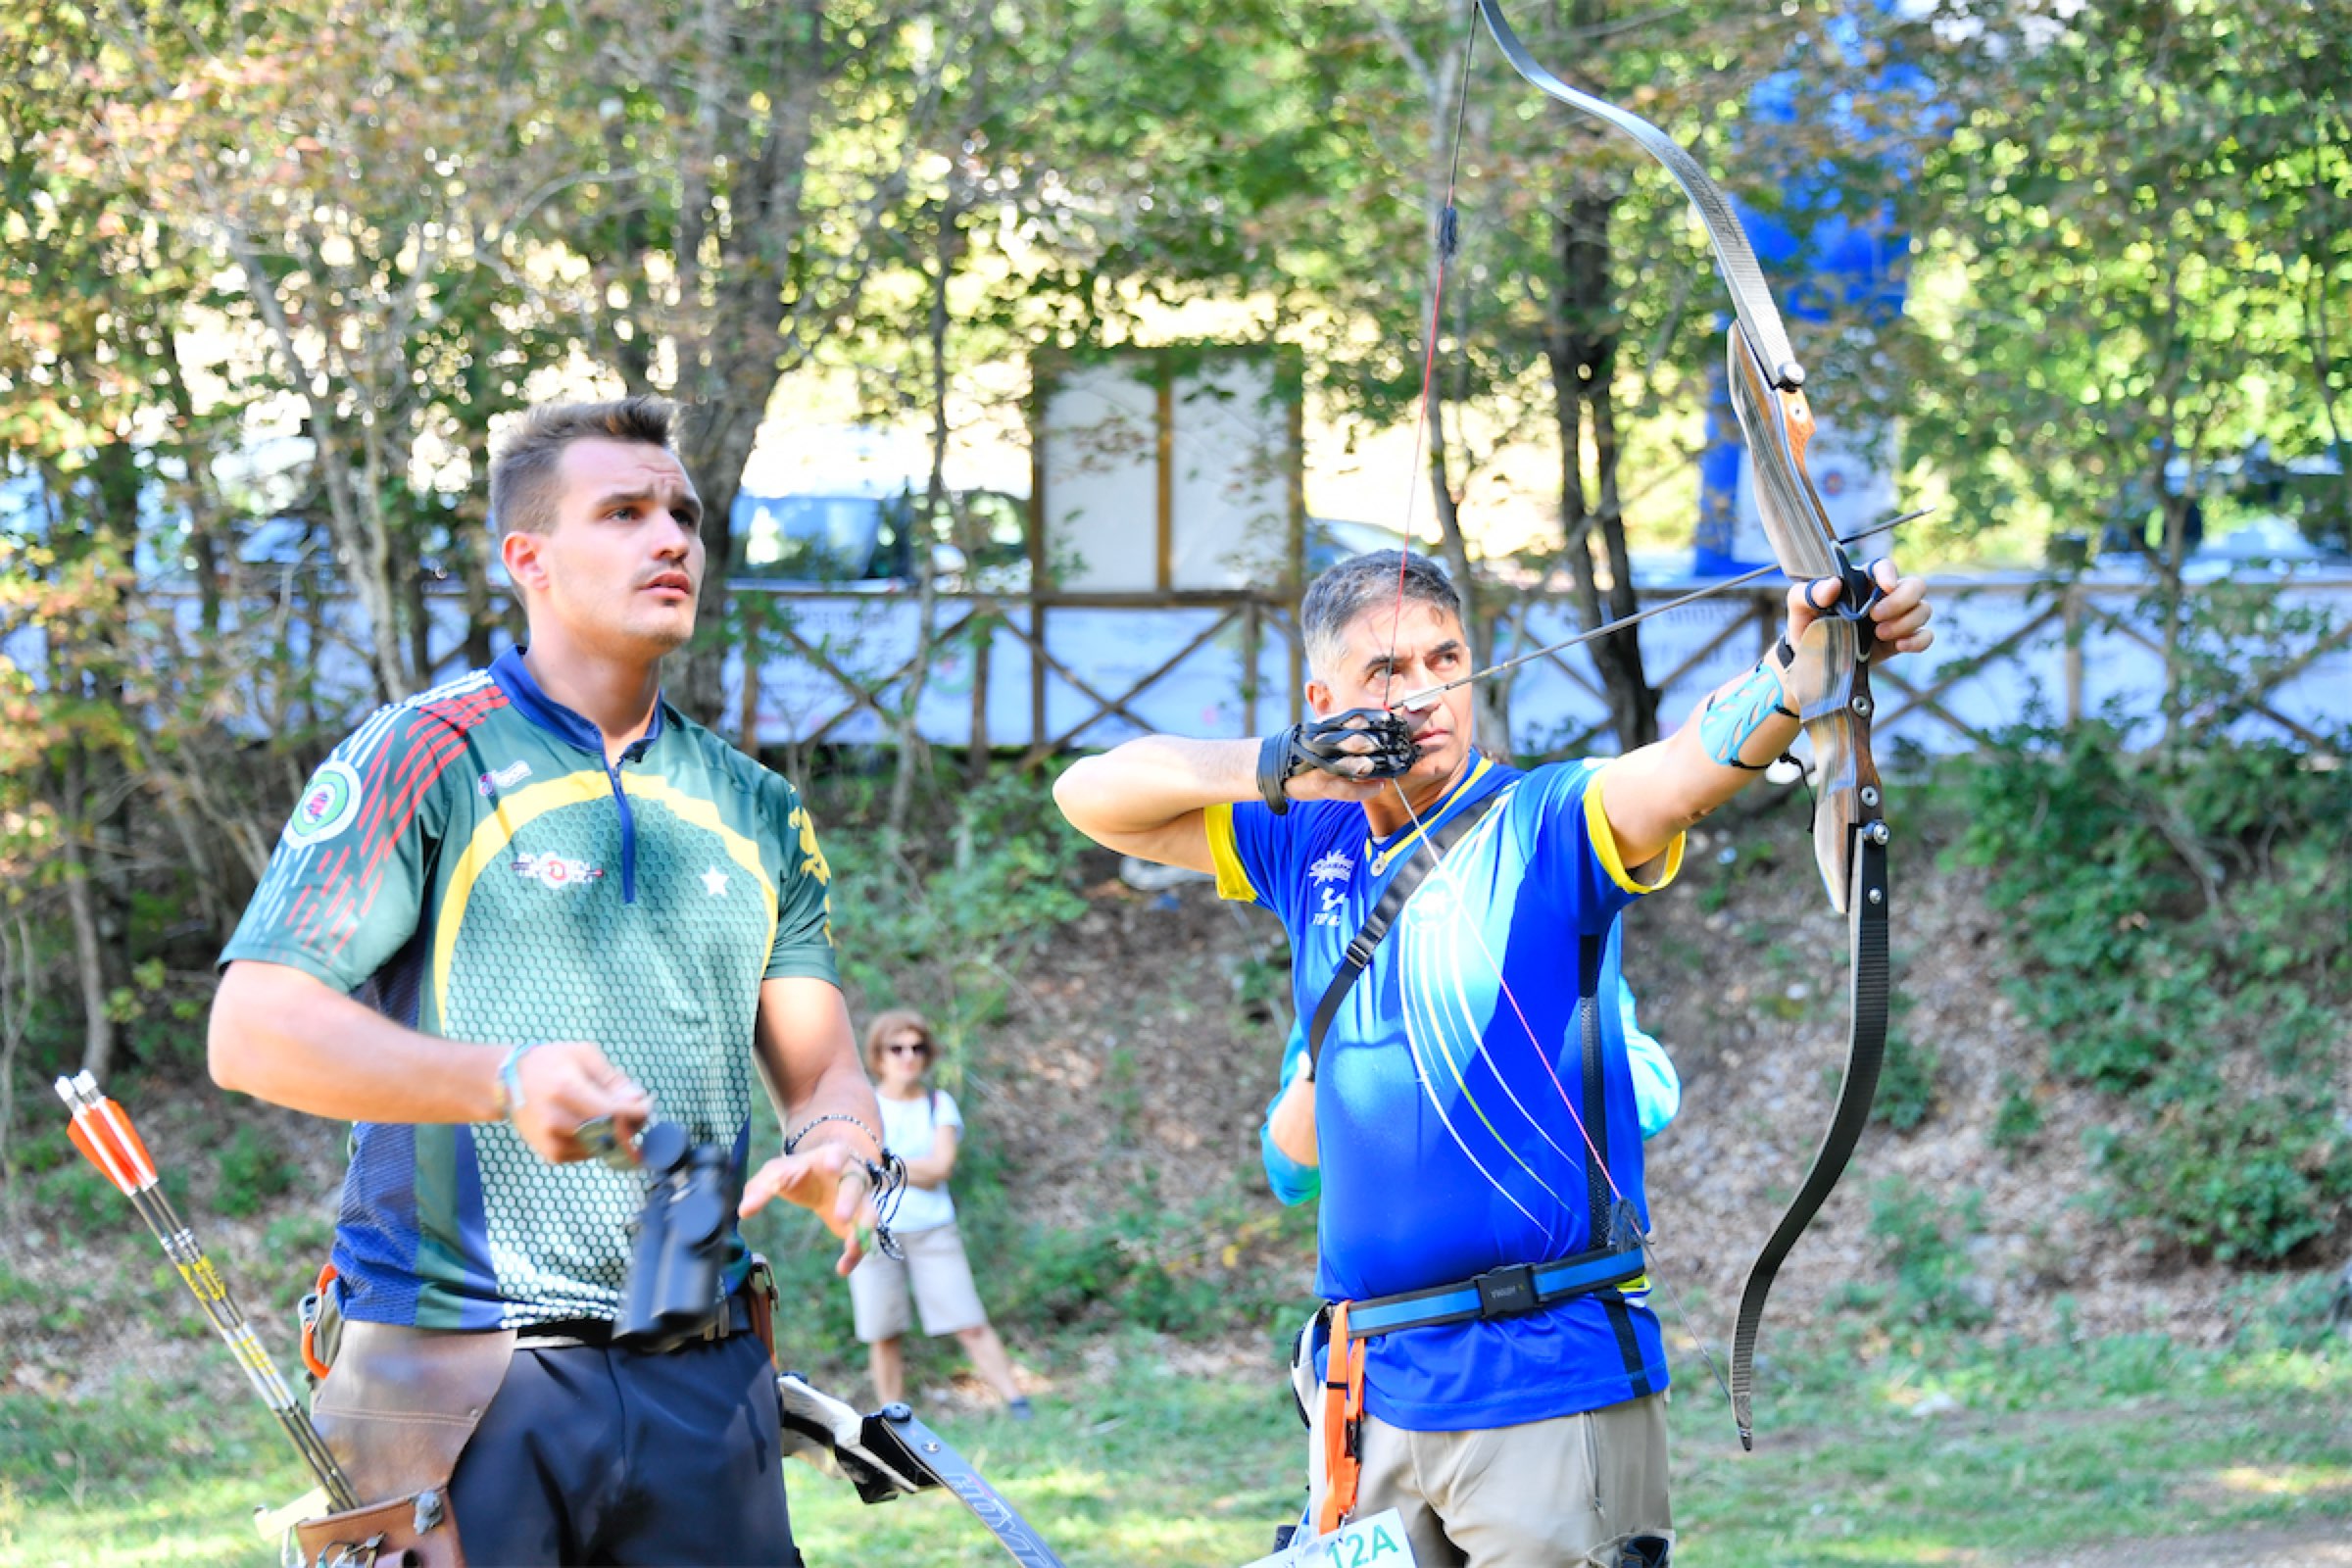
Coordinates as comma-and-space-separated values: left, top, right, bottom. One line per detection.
847, 1221, 989, 1343
1305, 1380, 1673, 1567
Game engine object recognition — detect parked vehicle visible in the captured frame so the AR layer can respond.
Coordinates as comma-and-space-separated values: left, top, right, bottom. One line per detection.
732, 485, 1030, 588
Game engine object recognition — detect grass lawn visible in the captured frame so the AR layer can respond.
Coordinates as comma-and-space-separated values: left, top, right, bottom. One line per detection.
4, 1328, 2345, 1567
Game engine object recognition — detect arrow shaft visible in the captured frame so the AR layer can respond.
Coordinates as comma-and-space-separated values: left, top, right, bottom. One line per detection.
1390, 508, 1932, 711
57, 1073, 362, 1513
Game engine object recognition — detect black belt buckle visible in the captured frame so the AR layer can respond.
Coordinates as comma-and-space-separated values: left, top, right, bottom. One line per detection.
1472, 1262, 1539, 1318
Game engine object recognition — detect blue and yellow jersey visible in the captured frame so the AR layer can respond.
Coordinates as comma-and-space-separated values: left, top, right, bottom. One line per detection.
1208, 756, 1685, 1432
1255, 925, 1680, 1207
220, 649, 837, 1330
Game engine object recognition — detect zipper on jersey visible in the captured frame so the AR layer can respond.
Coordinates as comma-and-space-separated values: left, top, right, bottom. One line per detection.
603, 761, 638, 904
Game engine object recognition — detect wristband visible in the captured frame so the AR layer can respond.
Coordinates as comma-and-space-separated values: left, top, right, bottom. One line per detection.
494, 1041, 539, 1123
1256, 709, 1420, 815
1256, 732, 1296, 815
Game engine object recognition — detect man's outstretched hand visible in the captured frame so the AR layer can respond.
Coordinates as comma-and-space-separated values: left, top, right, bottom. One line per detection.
740, 1141, 878, 1277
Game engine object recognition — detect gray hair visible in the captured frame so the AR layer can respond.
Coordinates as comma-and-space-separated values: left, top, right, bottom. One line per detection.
1299, 550, 1462, 681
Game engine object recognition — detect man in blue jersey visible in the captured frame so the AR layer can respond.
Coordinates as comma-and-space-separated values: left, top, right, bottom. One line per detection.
1261, 927, 1679, 1207
1054, 549, 1933, 1565
210, 398, 886, 1564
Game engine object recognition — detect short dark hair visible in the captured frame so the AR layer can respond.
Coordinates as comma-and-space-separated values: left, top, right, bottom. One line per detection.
1299, 550, 1462, 679
488, 396, 678, 537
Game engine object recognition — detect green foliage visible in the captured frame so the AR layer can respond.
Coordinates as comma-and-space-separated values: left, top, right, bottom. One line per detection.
1836, 1176, 1993, 1334
212, 1127, 293, 1219
1950, 722, 2352, 1263
1903, 0, 2352, 564
2092, 1083, 2351, 1265
1870, 1018, 1937, 1132
816, 768, 1092, 1057
33, 1161, 118, 1232
1987, 1072, 2044, 1150
263, 1211, 334, 1260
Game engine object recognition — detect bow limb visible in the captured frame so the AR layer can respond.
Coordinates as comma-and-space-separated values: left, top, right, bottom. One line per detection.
1722, 329, 1892, 1450
1473, 0, 1896, 1449
1473, 0, 1808, 395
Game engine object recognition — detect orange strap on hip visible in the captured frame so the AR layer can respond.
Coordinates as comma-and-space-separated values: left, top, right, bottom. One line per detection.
301, 1261, 339, 1382
1315, 1299, 1367, 1537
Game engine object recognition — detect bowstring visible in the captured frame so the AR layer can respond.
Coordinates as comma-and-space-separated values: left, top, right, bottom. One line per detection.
1382, 779, 1735, 1409
1385, 16, 1481, 657
1371, 4, 1733, 1411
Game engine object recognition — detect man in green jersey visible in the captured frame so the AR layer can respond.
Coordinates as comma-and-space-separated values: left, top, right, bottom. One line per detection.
210, 398, 880, 1564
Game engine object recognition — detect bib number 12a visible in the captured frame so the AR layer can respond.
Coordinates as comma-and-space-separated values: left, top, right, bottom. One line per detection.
1239, 1508, 1415, 1568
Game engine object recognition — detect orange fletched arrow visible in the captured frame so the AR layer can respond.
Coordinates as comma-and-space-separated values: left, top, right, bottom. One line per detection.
54, 1071, 360, 1513
62, 1085, 159, 1196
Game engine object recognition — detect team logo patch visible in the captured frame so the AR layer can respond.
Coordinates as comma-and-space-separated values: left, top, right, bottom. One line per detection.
1308, 850, 1354, 884
477, 760, 533, 797
1405, 881, 1458, 926
283, 760, 365, 847
512, 852, 603, 891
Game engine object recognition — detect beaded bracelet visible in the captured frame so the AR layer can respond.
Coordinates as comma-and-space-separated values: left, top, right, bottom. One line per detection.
783, 1111, 883, 1159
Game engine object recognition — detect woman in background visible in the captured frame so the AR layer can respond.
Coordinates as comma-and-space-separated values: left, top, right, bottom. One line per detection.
851, 1009, 1031, 1418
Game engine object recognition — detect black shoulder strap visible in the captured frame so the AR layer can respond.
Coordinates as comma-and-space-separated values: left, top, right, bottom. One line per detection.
1306, 789, 1506, 1069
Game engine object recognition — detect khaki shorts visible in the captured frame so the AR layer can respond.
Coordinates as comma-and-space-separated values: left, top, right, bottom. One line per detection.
847, 1221, 989, 1343
1305, 1377, 1673, 1567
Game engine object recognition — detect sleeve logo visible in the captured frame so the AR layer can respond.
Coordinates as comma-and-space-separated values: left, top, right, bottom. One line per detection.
282, 760, 365, 847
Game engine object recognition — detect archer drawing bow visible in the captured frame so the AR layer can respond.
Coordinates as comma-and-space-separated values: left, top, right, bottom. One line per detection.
55, 1072, 361, 1509
1468, 0, 1900, 1448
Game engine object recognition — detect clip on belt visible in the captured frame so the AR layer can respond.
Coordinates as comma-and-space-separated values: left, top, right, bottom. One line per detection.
1343, 1242, 1646, 1338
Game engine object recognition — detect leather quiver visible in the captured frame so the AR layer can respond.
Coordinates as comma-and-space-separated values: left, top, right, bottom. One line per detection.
292, 1486, 464, 1568
294, 1321, 518, 1568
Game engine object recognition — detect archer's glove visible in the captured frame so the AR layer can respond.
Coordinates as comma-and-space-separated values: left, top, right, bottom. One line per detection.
1255, 709, 1418, 814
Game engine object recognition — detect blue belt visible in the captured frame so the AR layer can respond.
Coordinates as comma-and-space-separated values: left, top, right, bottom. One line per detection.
1344, 1243, 1647, 1338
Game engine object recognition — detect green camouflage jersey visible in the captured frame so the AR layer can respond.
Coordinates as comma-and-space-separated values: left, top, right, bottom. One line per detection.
220, 648, 837, 1330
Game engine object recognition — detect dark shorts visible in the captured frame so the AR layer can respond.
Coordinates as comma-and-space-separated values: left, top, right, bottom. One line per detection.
449, 1329, 799, 1566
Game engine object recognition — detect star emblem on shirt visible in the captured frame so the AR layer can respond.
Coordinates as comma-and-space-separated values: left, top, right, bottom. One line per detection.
701, 865, 729, 897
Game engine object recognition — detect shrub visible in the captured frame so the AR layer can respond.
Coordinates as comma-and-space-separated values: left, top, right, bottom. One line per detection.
1948, 721, 2352, 1264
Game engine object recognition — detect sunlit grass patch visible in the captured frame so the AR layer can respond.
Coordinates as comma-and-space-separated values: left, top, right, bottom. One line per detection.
9, 1332, 2345, 1568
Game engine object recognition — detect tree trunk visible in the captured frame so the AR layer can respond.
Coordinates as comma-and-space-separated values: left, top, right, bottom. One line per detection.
669, 0, 835, 723
1548, 178, 1657, 750
405, 551, 434, 685
63, 824, 114, 1083
2158, 486, 2193, 744
890, 205, 966, 840
459, 523, 497, 670
966, 614, 993, 786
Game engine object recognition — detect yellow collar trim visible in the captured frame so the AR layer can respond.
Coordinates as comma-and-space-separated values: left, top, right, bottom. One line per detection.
1368, 755, 1496, 876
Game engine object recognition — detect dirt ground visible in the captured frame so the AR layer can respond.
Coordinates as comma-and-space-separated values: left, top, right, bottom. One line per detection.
1997, 1529, 2352, 1567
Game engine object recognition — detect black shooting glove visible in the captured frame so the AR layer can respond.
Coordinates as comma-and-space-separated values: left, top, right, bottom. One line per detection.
1255, 708, 1419, 815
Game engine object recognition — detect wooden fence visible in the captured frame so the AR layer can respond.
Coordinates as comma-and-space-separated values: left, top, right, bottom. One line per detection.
729, 573, 2352, 760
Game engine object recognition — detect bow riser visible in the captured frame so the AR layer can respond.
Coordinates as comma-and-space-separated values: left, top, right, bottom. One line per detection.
1724, 323, 1886, 913
1783, 626, 1878, 913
